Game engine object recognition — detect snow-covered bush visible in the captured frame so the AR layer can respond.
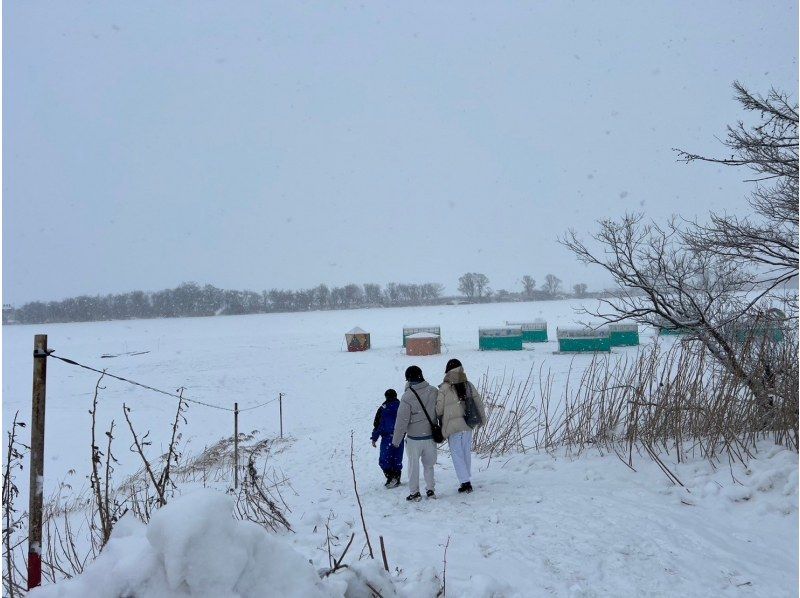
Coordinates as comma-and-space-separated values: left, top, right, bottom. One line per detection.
29, 489, 398, 598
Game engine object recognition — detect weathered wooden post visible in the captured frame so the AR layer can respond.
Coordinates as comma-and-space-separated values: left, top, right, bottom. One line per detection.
233, 402, 239, 489
28, 334, 48, 590
279, 393, 284, 439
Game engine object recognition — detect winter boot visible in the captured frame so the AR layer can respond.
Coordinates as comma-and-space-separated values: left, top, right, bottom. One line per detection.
458, 482, 473, 493
406, 492, 422, 502
388, 471, 401, 488
426, 489, 436, 499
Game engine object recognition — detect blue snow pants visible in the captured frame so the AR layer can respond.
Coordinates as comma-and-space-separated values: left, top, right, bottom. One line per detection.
379, 436, 404, 473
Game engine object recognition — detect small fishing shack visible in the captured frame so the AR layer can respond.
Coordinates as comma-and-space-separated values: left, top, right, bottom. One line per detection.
345, 327, 371, 352
506, 321, 548, 343
402, 326, 441, 348
608, 323, 640, 347
479, 327, 524, 351
557, 328, 611, 353
406, 332, 441, 356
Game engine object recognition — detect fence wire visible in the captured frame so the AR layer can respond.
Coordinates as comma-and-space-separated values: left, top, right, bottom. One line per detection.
46, 352, 279, 413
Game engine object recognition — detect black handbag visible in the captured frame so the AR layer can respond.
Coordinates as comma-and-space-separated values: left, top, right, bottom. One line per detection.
409, 387, 445, 444
463, 385, 482, 429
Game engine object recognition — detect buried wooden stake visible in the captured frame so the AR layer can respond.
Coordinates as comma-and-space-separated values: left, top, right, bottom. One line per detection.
379, 535, 389, 572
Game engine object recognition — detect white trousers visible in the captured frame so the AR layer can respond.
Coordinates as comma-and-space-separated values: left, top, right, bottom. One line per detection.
405, 438, 437, 493
448, 430, 473, 484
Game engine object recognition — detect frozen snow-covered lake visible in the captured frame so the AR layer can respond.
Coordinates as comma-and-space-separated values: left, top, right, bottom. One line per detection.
3, 299, 636, 493
3, 299, 797, 596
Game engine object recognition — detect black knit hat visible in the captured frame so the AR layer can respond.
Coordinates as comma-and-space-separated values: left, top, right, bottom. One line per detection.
384, 388, 397, 399
405, 365, 424, 382
445, 358, 463, 372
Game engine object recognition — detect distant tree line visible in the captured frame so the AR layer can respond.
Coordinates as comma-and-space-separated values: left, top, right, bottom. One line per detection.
6, 281, 446, 324
458, 272, 594, 302
5, 274, 600, 325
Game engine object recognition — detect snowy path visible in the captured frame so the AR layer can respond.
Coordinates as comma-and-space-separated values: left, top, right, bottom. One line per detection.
280, 427, 797, 597
274, 337, 797, 596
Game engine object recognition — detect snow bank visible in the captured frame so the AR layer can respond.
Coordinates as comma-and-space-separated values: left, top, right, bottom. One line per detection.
30, 490, 336, 598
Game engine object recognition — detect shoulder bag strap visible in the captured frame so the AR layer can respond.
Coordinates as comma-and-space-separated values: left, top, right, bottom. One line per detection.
409, 387, 436, 428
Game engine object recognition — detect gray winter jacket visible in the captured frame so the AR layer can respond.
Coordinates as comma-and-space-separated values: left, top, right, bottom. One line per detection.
392, 381, 438, 447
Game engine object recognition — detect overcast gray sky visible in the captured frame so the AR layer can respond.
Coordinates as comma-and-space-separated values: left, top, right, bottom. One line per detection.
4, 1, 797, 304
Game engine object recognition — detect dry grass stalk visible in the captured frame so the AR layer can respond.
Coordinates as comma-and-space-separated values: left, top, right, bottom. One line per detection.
350, 430, 374, 559
3, 411, 28, 597
321, 532, 355, 578
438, 535, 451, 598
233, 442, 293, 533
88, 373, 119, 548
121, 392, 187, 513
473, 332, 798, 468
379, 536, 389, 573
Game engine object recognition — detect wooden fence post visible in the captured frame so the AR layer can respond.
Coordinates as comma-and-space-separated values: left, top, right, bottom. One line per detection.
28, 334, 48, 590
279, 393, 284, 439
234, 402, 239, 489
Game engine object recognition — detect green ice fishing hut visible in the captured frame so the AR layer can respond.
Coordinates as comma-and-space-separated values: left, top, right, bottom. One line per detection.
506, 321, 548, 343
403, 326, 441, 348
608, 323, 640, 347
656, 317, 692, 336
557, 328, 611, 353
733, 324, 785, 343
731, 309, 786, 344
479, 327, 523, 351
658, 326, 691, 336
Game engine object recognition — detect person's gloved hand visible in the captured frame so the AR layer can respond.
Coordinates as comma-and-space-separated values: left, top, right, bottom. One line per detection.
371, 440, 376, 447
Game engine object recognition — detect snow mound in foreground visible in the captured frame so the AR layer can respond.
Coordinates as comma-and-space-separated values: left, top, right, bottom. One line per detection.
30, 490, 350, 598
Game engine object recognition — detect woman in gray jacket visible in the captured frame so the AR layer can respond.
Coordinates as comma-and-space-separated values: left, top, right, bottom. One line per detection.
392, 365, 439, 501
436, 359, 486, 493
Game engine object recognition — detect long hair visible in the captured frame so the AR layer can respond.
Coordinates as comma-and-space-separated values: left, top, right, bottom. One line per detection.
445, 359, 468, 400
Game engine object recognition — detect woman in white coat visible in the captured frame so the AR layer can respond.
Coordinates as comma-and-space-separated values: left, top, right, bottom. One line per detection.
436, 359, 486, 493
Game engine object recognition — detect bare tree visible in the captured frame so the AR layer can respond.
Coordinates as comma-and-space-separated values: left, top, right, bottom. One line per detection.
542, 274, 562, 297
384, 283, 401, 305
458, 273, 477, 299
458, 273, 490, 300
474, 273, 490, 299
314, 284, 330, 310
521, 275, 536, 299
560, 83, 798, 407
562, 214, 784, 405
675, 82, 798, 294
573, 283, 588, 297
421, 282, 445, 302
398, 283, 423, 304
362, 283, 382, 305
343, 284, 364, 307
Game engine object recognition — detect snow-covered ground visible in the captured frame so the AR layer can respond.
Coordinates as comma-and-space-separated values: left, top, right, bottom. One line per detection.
3, 300, 798, 596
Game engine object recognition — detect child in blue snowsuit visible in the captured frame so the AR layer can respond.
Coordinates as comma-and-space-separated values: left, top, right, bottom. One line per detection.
371, 389, 404, 488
